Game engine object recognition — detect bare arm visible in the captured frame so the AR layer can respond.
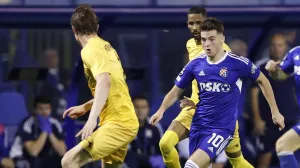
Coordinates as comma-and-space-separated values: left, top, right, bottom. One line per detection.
250, 87, 262, 121
256, 72, 279, 115
24, 132, 47, 157
49, 134, 66, 156
158, 86, 185, 112
88, 73, 111, 119
149, 85, 184, 125
256, 72, 285, 130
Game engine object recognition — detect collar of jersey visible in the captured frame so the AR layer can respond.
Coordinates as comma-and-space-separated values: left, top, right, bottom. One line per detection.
206, 50, 228, 65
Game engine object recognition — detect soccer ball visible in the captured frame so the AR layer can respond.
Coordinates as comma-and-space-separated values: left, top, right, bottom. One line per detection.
221, 84, 231, 92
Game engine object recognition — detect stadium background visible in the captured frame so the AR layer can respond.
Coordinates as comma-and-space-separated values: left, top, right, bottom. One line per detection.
1, 0, 300, 167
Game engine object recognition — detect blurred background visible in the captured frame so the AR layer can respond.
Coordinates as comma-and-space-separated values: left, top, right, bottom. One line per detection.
1, 0, 300, 168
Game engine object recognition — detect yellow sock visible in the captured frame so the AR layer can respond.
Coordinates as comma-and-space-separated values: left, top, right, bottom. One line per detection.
228, 154, 254, 168
159, 130, 181, 168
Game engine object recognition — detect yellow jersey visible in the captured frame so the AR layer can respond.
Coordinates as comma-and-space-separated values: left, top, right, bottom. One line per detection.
81, 36, 138, 127
186, 38, 231, 103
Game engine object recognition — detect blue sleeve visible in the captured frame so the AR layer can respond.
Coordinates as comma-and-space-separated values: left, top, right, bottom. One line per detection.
51, 120, 64, 140
280, 51, 294, 74
174, 61, 195, 89
239, 59, 260, 81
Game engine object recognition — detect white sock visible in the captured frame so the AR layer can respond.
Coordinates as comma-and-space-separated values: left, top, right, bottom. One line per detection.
184, 160, 200, 168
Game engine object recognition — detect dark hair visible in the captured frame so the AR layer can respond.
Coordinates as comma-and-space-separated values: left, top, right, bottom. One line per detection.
188, 6, 207, 17
34, 96, 51, 107
200, 17, 224, 34
70, 4, 98, 35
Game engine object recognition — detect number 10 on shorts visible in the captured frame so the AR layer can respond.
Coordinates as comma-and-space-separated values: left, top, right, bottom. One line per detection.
207, 133, 232, 155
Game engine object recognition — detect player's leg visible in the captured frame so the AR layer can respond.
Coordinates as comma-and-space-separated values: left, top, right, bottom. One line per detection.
61, 144, 93, 168
276, 124, 300, 168
160, 109, 192, 168
225, 121, 253, 168
160, 120, 189, 168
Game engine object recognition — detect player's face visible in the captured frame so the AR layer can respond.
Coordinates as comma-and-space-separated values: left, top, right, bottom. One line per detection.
133, 99, 149, 122
36, 103, 51, 117
187, 14, 205, 39
201, 30, 224, 57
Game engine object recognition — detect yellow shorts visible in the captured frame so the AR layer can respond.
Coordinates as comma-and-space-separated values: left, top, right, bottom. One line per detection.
174, 109, 241, 153
173, 107, 195, 130
79, 123, 138, 164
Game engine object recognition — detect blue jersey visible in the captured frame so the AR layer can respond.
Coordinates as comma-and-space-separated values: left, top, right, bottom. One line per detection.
175, 51, 260, 133
280, 46, 300, 108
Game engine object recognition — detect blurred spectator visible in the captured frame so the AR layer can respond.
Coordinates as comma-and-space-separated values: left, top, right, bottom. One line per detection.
40, 48, 70, 119
228, 38, 248, 57
126, 96, 164, 168
9, 96, 66, 168
0, 124, 14, 168
256, 33, 289, 67
250, 33, 299, 168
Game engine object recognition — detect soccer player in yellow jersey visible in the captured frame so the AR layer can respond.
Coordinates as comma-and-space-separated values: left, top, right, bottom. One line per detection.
152, 6, 253, 168
61, 5, 139, 168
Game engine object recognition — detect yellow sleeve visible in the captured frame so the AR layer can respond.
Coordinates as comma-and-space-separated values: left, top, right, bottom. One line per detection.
222, 43, 231, 52
81, 49, 112, 78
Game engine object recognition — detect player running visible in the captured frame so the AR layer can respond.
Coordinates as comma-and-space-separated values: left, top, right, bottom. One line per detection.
266, 46, 300, 168
61, 5, 139, 168
156, 6, 253, 168
150, 17, 285, 168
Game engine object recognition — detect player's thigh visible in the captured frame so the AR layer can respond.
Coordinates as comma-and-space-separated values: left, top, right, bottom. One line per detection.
80, 123, 138, 161
189, 148, 211, 168
276, 125, 300, 152
225, 121, 241, 157
62, 143, 93, 167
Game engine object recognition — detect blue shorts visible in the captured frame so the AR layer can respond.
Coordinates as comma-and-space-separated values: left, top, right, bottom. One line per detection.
292, 123, 300, 136
189, 129, 234, 161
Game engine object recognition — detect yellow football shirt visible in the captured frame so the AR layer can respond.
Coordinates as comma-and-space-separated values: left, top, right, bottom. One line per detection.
186, 38, 231, 103
81, 36, 138, 127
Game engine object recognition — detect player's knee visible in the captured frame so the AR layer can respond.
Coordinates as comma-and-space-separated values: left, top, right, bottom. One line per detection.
159, 136, 173, 154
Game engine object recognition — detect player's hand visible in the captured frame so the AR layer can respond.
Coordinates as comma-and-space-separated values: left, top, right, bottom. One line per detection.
265, 60, 280, 72
272, 112, 285, 131
253, 118, 266, 136
76, 118, 97, 140
180, 96, 196, 110
63, 105, 87, 120
149, 110, 164, 126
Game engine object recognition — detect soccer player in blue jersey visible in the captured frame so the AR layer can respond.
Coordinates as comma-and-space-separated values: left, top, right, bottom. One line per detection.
266, 46, 300, 168
150, 17, 285, 168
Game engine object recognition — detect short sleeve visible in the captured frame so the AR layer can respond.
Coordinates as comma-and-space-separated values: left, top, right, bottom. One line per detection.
222, 43, 231, 52
280, 52, 294, 74
175, 61, 195, 89
81, 49, 112, 78
239, 59, 261, 81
